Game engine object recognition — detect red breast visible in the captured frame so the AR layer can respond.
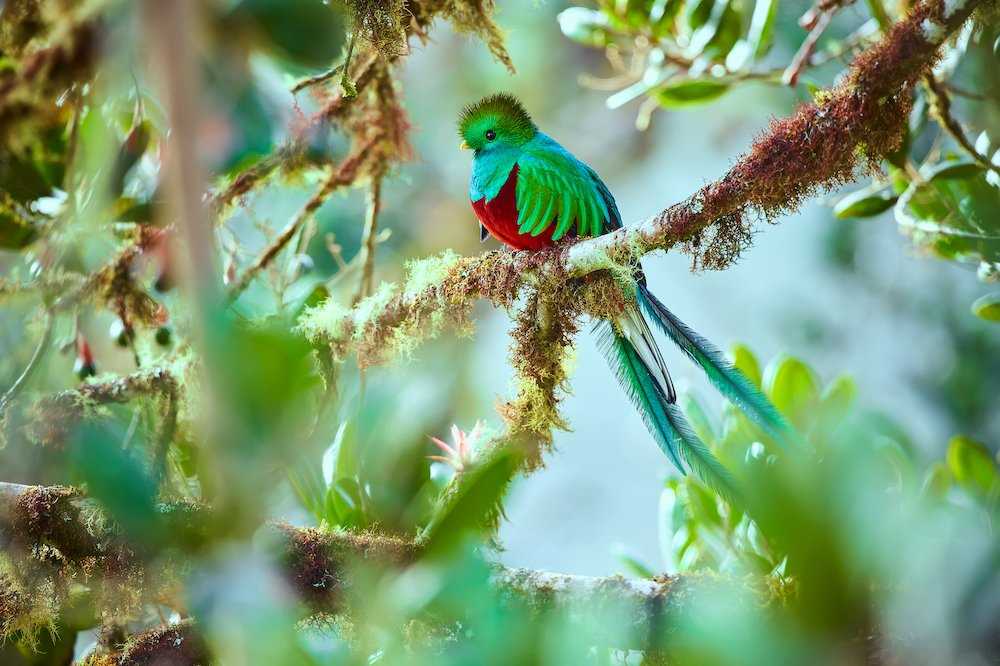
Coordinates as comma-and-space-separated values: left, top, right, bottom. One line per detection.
470, 165, 558, 251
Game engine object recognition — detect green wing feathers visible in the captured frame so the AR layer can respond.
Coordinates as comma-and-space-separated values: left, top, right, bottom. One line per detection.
595, 319, 741, 504
515, 149, 609, 239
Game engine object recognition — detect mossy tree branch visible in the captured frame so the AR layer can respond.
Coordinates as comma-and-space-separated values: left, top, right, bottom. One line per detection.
302, 0, 990, 370
21, 366, 179, 448
0, 483, 761, 658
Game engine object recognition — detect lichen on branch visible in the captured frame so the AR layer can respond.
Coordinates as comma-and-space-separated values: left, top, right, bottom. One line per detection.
299, 0, 987, 368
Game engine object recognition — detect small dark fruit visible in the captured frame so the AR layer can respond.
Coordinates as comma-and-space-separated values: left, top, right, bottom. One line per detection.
74, 357, 97, 379
155, 326, 172, 346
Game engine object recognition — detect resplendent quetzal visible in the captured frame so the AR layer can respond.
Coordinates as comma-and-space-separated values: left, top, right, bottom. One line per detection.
458, 93, 792, 498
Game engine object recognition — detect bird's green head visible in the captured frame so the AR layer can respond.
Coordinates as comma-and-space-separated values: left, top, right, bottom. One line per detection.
458, 93, 537, 154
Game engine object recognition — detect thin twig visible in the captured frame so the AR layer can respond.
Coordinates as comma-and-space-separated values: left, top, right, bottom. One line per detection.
153, 384, 179, 483
924, 74, 999, 172
353, 171, 383, 304
291, 64, 345, 95
0, 311, 54, 412
783, 9, 835, 86
943, 82, 989, 101
226, 135, 381, 302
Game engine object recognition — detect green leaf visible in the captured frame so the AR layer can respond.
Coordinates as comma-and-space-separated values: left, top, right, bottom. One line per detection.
894, 162, 1000, 266
921, 462, 952, 499
686, 0, 741, 59
680, 393, 716, 446
648, 0, 684, 34
682, 480, 723, 528
421, 447, 521, 558
557, 7, 611, 46
70, 421, 159, 543
971, 293, 1000, 322
614, 544, 657, 578
819, 374, 856, 423
320, 421, 349, 485
730, 343, 762, 388
763, 355, 819, 424
111, 196, 155, 224
930, 161, 984, 180
889, 166, 910, 195
684, 0, 716, 31
658, 482, 686, 570
946, 435, 999, 497
656, 79, 730, 108
833, 186, 897, 219
109, 121, 151, 197
328, 477, 364, 527
0, 151, 55, 203
746, 0, 778, 58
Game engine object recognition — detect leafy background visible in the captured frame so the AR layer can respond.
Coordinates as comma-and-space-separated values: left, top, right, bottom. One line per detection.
0, 0, 998, 663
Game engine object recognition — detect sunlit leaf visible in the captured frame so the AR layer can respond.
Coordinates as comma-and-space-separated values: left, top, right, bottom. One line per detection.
895, 162, 1000, 266
656, 79, 730, 108
946, 435, 999, 497
321, 421, 349, 485
833, 186, 896, 219
818, 374, 856, 425
730, 343, 762, 388
971, 292, 1000, 322
921, 462, 952, 499
686, 0, 741, 58
746, 0, 778, 58
763, 355, 818, 425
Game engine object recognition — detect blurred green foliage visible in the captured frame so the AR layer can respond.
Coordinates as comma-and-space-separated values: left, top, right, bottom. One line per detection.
1, 0, 999, 664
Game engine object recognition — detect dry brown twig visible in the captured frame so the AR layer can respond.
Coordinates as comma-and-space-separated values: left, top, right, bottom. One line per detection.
225, 134, 383, 301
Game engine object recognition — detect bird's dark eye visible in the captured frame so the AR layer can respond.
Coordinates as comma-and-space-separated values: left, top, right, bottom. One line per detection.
485, 129, 496, 141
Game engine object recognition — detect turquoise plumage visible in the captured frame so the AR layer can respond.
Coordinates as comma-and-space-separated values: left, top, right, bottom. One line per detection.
459, 93, 796, 499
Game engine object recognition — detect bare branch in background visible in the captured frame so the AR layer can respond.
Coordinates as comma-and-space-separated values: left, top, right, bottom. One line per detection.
0, 311, 53, 412
924, 74, 1000, 173
354, 171, 384, 304
226, 134, 382, 301
143, 0, 217, 296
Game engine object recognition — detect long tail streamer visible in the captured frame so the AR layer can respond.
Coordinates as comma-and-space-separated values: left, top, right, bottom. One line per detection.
595, 317, 741, 504
637, 284, 796, 449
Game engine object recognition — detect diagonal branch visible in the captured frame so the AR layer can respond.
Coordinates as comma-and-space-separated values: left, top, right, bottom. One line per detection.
302, 0, 989, 366
226, 135, 382, 301
22, 367, 179, 448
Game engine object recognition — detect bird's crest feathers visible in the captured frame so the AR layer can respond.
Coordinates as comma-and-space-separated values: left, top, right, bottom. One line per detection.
458, 93, 536, 146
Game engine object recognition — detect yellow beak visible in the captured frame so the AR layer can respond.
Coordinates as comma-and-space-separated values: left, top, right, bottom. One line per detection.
459, 140, 470, 151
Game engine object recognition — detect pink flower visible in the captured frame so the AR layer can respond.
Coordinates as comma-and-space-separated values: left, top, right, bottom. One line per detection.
428, 421, 485, 472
